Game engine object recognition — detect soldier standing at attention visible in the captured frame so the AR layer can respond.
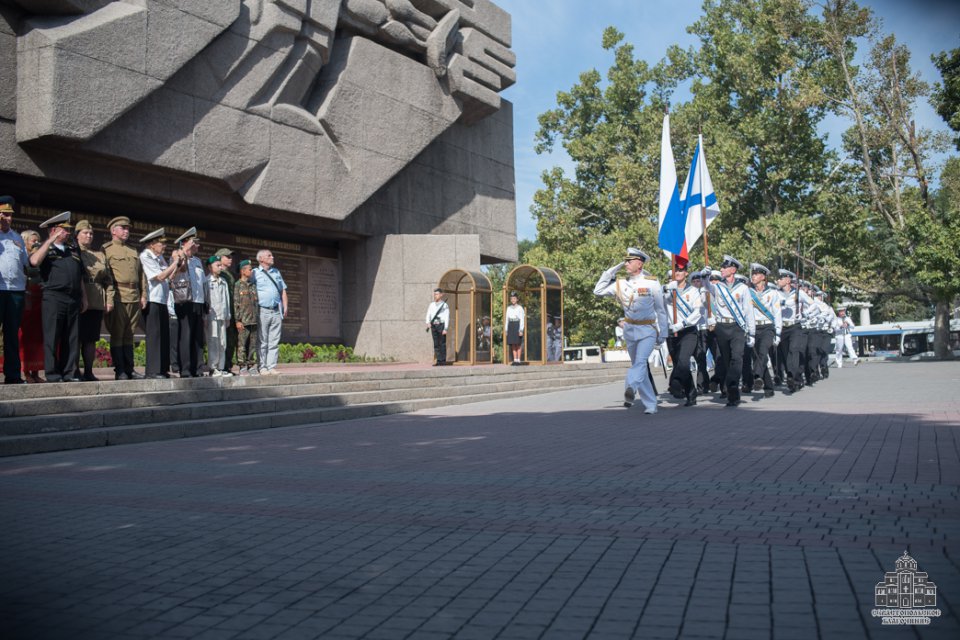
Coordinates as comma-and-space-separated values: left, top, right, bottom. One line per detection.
102, 216, 145, 380
214, 248, 238, 373
233, 259, 259, 376
75, 220, 114, 381
703, 255, 755, 407
30, 212, 88, 383
425, 288, 449, 366
747, 264, 781, 398
594, 248, 668, 415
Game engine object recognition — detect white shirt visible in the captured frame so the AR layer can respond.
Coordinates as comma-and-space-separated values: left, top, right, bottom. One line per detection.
836, 316, 855, 335
665, 283, 703, 329
425, 300, 449, 331
594, 264, 669, 341
704, 277, 756, 337
505, 304, 525, 332
779, 286, 815, 326
0, 228, 28, 291
187, 256, 206, 304
748, 283, 783, 337
140, 248, 169, 304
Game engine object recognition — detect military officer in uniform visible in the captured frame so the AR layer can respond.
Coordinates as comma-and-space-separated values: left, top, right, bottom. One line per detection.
30, 212, 88, 382
172, 227, 206, 378
835, 306, 859, 367
594, 248, 668, 415
703, 255, 755, 406
664, 261, 703, 406
690, 269, 711, 395
799, 280, 823, 385
746, 263, 781, 397
140, 228, 184, 378
813, 289, 837, 379
102, 216, 145, 380
425, 288, 449, 365
76, 220, 114, 381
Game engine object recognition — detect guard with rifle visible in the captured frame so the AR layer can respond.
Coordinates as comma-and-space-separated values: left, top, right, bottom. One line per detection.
425, 288, 449, 366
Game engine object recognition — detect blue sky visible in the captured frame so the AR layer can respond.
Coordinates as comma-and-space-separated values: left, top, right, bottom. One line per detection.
494, 0, 960, 240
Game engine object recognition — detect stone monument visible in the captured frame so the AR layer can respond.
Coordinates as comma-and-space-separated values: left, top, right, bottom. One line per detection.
0, 0, 517, 361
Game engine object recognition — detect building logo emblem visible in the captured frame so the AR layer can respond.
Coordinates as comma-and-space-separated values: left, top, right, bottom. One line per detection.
871, 551, 942, 625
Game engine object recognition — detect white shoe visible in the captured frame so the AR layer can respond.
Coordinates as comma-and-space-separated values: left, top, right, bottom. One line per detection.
221, 371, 233, 377
643, 408, 657, 415
211, 369, 223, 377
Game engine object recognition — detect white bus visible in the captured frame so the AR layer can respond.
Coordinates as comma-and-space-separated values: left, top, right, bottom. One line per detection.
852, 319, 960, 358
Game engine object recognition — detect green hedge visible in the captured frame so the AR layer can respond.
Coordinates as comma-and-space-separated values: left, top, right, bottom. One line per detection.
93, 339, 379, 367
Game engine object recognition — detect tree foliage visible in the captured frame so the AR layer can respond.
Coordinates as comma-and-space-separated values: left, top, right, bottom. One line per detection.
524, 0, 958, 355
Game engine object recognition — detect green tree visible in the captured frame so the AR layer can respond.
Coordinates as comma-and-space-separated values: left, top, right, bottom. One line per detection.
932, 47, 960, 150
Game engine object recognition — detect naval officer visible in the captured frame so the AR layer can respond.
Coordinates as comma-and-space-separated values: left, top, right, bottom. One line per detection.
594, 248, 668, 415
747, 263, 781, 397
139, 228, 184, 378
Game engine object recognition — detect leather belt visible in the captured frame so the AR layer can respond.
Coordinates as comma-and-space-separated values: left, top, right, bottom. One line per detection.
623, 318, 656, 326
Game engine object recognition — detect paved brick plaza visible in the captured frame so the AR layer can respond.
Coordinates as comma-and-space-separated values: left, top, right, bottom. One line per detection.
2, 361, 959, 640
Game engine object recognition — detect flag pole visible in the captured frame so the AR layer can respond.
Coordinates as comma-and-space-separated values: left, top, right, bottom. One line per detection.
698, 127, 713, 320
671, 253, 678, 328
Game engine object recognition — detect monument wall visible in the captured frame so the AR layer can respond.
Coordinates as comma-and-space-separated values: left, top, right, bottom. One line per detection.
0, 0, 517, 361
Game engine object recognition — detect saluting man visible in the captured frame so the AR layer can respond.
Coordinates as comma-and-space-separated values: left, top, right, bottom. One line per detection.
102, 215, 145, 380
747, 264, 781, 398
664, 260, 703, 406
703, 255, 755, 407
30, 211, 88, 382
594, 248, 668, 415
139, 228, 184, 378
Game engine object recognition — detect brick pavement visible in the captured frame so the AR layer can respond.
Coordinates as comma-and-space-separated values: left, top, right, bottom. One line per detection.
1, 361, 958, 639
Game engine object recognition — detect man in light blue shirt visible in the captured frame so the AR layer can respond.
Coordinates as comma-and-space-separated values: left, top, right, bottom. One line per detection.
251, 249, 287, 374
0, 196, 30, 384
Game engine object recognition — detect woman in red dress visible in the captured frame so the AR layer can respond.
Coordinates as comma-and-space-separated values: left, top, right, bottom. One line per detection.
19, 230, 44, 382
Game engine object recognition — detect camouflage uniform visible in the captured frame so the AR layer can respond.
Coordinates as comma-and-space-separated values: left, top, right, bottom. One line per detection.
102, 237, 144, 378
233, 277, 259, 370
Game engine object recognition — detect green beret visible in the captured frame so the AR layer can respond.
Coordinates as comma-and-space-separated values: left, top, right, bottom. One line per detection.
239, 259, 251, 268
207, 255, 220, 265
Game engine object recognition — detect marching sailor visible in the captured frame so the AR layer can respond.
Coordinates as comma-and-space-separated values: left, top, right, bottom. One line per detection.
594, 248, 668, 415
691, 269, 711, 395
747, 264, 781, 397
799, 280, 823, 385
813, 289, 837, 379
776, 270, 815, 392
835, 306, 859, 367
703, 255, 755, 406
664, 261, 703, 406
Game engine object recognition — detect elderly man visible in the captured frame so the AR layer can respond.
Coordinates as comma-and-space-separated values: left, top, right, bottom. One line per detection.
594, 248, 668, 415
102, 215, 145, 380
252, 249, 287, 375
0, 196, 30, 384
30, 212, 88, 382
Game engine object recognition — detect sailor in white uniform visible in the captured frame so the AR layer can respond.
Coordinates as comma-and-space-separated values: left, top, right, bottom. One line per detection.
835, 306, 859, 367
664, 261, 703, 406
594, 248, 668, 414
747, 263, 782, 397
703, 255, 756, 406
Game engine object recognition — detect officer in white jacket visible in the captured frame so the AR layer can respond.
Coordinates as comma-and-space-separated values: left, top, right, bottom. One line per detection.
594, 248, 668, 414
834, 306, 859, 367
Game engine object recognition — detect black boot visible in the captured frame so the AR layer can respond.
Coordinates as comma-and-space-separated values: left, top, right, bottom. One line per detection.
112, 347, 129, 380
124, 345, 144, 379
725, 386, 740, 407
684, 388, 698, 407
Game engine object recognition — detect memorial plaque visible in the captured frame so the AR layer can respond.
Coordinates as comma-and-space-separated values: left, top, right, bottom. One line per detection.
306, 257, 341, 339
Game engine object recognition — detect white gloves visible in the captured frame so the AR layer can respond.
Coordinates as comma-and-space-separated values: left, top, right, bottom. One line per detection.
746, 335, 755, 348
669, 322, 684, 333
774, 336, 781, 347
665, 281, 678, 291
707, 317, 717, 329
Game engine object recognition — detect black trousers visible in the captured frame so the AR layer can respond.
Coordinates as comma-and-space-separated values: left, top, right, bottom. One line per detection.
752, 324, 776, 391
1, 290, 25, 381
174, 301, 204, 376
818, 331, 831, 374
707, 329, 724, 385
144, 301, 170, 376
431, 324, 447, 363
42, 291, 80, 382
742, 342, 754, 388
669, 327, 699, 397
779, 324, 800, 383
803, 328, 818, 383
695, 330, 710, 391
714, 322, 746, 391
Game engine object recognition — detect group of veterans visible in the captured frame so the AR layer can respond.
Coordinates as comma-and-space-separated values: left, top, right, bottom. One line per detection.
595, 247, 859, 414
0, 197, 288, 384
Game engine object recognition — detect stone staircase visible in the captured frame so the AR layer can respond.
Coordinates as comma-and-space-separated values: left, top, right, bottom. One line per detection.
0, 362, 629, 456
